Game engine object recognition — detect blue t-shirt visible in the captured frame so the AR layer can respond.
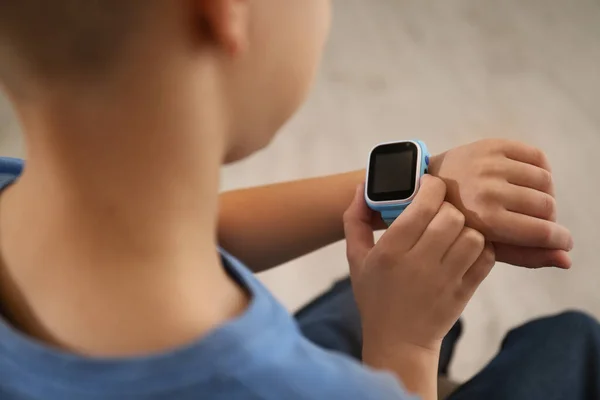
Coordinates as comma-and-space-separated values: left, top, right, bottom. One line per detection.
0, 157, 416, 400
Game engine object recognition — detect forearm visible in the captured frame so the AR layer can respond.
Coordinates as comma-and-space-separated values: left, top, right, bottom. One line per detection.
363, 343, 439, 400
218, 170, 365, 272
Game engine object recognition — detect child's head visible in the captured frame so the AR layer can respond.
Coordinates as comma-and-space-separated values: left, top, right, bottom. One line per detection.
0, 0, 331, 162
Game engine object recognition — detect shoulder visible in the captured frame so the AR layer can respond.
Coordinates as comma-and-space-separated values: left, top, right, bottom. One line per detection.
228, 338, 413, 400
215, 251, 413, 400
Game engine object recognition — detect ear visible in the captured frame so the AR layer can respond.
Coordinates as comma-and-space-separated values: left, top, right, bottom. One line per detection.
197, 0, 250, 55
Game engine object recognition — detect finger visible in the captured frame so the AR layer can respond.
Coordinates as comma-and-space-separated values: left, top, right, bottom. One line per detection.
411, 202, 465, 260
380, 175, 446, 252
503, 159, 555, 196
488, 211, 573, 251
343, 184, 376, 271
494, 243, 572, 269
442, 227, 486, 276
502, 141, 552, 172
461, 242, 496, 295
503, 184, 557, 221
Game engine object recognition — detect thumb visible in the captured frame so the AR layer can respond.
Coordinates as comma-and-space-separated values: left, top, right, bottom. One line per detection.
343, 184, 376, 273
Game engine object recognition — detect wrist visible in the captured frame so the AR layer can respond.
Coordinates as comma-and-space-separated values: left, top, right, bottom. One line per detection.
363, 341, 441, 400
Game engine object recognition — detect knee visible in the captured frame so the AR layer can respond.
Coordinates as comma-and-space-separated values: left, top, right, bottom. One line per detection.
537, 310, 599, 340
552, 310, 599, 331
504, 310, 600, 349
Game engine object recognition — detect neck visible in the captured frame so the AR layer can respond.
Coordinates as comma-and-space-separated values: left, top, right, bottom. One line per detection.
0, 68, 248, 356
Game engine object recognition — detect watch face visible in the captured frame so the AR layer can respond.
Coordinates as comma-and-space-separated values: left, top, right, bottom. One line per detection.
367, 141, 419, 202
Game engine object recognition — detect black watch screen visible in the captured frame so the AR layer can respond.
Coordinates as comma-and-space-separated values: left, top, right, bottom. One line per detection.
367, 141, 418, 202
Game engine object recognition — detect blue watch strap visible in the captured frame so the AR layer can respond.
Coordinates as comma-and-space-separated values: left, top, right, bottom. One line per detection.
383, 219, 395, 227
382, 207, 407, 227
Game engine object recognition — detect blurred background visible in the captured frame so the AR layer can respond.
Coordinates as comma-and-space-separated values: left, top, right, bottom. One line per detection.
1, 0, 599, 382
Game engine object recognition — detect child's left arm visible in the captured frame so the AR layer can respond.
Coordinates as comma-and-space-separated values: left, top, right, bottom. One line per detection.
218, 139, 573, 272
219, 171, 366, 272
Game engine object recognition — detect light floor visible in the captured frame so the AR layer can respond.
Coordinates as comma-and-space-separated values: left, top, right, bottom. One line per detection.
1, 0, 599, 382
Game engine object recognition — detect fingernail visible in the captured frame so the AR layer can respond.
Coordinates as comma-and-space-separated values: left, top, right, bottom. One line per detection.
568, 237, 574, 251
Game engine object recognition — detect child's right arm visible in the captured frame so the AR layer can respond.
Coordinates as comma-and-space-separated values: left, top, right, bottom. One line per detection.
344, 176, 495, 400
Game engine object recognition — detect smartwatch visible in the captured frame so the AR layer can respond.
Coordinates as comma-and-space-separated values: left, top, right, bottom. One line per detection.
365, 140, 431, 226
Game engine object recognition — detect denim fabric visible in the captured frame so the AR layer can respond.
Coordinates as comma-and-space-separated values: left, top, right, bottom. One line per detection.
295, 277, 462, 374
297, 278, 600, 400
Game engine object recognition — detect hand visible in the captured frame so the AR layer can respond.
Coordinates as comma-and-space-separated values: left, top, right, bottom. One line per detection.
429, 139, 573, 269
344, 176, 495, 355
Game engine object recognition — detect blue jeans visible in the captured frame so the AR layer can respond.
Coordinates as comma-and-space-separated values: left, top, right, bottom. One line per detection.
295, 278, 600, 400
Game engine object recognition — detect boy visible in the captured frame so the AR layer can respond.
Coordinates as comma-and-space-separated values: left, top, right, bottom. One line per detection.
0, 1, 586, 399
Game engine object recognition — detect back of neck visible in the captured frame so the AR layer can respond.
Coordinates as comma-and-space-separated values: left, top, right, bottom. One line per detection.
0, 75, 248, 357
